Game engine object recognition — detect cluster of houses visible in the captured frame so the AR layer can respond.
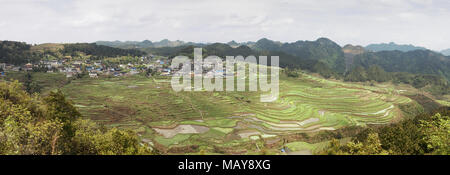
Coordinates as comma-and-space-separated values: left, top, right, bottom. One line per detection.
172, 61, 238, 78
0, 56, 175, 79
0, 63, 32, 72
0, 57, 244, 79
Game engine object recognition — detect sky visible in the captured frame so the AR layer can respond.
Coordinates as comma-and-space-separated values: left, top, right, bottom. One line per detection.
0, 0, 449, 50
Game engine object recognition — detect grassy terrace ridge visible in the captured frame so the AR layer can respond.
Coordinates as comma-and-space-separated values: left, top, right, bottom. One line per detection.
55, 69, 424, 154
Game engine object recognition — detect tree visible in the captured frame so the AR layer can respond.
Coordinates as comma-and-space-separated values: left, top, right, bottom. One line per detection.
419, 113, 449, 155
44, 90, 80, 123
322, 133, 389, 155
0, 81, 63, 154
285, 67, 300, 78
0, 81, 153, 155
23, 72, 41, 94
367, 65, 390, 82
146, 68, 155, 77
71, 119, 152, 155
344, 66, 368, 82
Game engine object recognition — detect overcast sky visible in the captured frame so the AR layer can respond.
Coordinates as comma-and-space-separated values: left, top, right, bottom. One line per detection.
0, 0, 449, 50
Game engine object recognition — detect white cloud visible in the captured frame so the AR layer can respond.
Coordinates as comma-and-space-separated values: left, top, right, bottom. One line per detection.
0, 0, 449, 50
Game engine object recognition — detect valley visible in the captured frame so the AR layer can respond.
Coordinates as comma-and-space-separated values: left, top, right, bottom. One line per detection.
59, 71, 423, 154
1, 38, 448, 155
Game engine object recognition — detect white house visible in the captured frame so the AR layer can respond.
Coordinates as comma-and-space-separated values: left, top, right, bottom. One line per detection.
89, 73, 98, 78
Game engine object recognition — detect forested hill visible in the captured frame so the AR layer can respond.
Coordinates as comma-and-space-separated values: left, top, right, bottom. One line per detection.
143, 38, 449, 80
365, 42, 427, 52
143, 42, 338, 78
0, 41, 145, 65
0, 41, 41, 65
351, 49, 450, 80
62, 43, 146, 58
252, 38, 346, 73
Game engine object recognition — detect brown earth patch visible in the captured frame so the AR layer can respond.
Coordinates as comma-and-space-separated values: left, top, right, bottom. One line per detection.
153, 125, 210, 138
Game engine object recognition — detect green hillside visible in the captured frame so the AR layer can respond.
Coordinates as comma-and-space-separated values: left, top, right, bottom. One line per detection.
57, 70, 440, 154
366, 42, 427, 52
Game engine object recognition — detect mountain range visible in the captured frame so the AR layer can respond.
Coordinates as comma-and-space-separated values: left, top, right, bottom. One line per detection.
2, 38, 449, 84
365, 42, 427, 52
95, 39, 206, 49
135, 38, 449, 84
98, 39, 450, 57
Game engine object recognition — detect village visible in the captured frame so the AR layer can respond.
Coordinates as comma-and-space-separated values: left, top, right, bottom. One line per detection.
0, 55, 250, 80
0, 55, 175, 78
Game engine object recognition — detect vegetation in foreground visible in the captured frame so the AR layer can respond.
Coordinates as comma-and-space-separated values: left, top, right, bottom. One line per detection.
3, 69, 448, 155
0, 81, 153, 155
321, 107, 449, 155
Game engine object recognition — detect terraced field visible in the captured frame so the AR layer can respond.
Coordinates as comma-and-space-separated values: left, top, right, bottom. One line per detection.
62, 72, 416, 154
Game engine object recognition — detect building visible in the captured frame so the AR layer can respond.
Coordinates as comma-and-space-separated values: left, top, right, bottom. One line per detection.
66, 72, 75, 78
25, 63, 33, 71
89, 73, 98, 78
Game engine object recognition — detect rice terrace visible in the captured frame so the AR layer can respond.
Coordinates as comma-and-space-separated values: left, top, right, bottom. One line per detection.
60, 70, 421, 154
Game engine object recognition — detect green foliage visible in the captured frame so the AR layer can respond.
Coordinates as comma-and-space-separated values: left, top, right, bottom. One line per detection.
313, 62, 336, 78
344, 66, 368, 82
321, 107, 450, 155
419, 113, 449, 154
367, 65, 391, 82
406, 94, 442, 113
63, 43, 145, 59
365, 42, 427, 52
44, 90, 80, 122
0, 41, 41, 65
284, 68, 300, 78
0, 104, 64, 154
344, 64, 449, 96
398, 101, 425, 119
322, 133, 388, 155
71, 119, 152, 155
344, 65, 390, 82
23, 72, 42, 94
352, 50, 450, 80
378, 120, 425, 154
0, 81, 152, 155
253, 38, 346, 73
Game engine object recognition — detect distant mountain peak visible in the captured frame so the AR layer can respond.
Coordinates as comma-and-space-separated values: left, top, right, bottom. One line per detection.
441, 48, 450, 56
316, 37, 333, 43
366, 42, 427, 52
227, 40, 238, 45
142, 40, 152, 44
343, 44, 365, 55
256, 38, 273, 43
254, 38, 282, 50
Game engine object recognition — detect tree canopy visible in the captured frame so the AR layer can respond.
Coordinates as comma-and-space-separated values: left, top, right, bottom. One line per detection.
0, 81, 153, 155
